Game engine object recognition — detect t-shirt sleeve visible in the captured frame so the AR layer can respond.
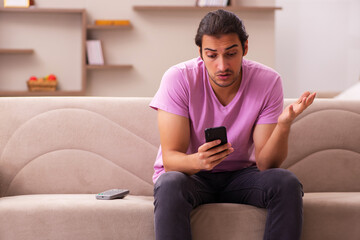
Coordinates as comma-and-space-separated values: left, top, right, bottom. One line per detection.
149, 66, 189, 118
256, 76, 284, 125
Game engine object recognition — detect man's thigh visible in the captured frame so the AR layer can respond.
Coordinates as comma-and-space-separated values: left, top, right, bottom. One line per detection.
218, 166, 301, 208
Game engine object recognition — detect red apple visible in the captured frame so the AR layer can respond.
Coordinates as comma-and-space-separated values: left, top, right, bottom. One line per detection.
47, 74, 57, 81
29, 76, 37, 81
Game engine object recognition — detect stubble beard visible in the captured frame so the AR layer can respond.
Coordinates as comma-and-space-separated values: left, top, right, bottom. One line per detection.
208, 69, 241, 88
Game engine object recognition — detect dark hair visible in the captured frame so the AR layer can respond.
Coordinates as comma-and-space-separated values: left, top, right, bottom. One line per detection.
195, 9, 249, 53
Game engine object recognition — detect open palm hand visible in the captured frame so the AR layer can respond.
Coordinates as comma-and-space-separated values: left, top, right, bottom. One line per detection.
278, 91, 316, 126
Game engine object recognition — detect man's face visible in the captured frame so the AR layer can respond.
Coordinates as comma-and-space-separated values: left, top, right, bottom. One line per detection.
200, 33, 248, 89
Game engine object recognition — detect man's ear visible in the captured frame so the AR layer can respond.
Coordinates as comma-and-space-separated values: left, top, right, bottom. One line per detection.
199, 47, 203, 60
243, 40, 249, 56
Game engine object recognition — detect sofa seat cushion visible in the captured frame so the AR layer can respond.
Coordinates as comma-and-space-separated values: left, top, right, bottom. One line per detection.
190, 192, 360, 240
1, 192, 359, 240
0, 194, 155, 240
303, 192, 360, 240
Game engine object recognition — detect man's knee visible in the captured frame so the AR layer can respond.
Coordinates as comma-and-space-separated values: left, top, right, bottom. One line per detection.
155, 171, 189, 188
265, 168, 303, 197
154, 171, 190, 197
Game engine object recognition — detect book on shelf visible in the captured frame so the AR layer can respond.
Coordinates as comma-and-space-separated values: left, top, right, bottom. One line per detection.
4, 0, 30, 8
86, 40, 104, 65
95, 20, 130, 26
196, 0, 229, 7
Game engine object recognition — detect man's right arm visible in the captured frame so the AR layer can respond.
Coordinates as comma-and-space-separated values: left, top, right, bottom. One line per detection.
158, 109, 234, 175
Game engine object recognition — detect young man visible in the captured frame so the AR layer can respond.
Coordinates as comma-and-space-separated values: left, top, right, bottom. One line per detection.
150, 9, 316, 240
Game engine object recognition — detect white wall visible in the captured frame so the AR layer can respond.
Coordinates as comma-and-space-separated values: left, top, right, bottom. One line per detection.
275, 0, 360, 97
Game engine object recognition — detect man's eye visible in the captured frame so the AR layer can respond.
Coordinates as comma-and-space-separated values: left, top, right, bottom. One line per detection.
228, 52, 237, 56
207, 54, 216, 58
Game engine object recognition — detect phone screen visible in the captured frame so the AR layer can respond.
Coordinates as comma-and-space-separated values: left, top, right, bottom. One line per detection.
205, 126, 228, 147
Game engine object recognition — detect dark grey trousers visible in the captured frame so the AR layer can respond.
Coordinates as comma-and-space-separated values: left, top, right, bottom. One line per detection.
154, 166, 303, 240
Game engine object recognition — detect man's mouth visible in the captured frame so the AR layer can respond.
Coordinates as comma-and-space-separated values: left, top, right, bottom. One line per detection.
217, 72, 232, 80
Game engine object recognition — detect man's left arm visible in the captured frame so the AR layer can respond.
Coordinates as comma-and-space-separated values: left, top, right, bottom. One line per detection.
253, 91, 316, 171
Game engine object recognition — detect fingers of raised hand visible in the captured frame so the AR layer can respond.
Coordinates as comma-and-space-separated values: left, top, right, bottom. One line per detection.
295, 92, 316, 111
297, 91, 311, 104
305, 92, 316, 106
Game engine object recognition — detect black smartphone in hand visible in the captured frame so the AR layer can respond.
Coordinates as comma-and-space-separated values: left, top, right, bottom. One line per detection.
205, 126, 228, 149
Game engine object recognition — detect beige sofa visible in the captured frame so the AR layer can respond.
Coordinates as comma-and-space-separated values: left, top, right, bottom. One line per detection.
0, 97, 359, 240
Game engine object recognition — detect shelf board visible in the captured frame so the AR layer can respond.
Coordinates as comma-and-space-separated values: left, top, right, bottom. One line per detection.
0, 7, 85, 14
86, 64, 133, 70
0, 49, 34, 54
133, 5, 282, 11
0, 90, 85, 97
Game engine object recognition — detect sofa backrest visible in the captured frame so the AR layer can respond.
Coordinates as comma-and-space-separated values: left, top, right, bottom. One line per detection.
282, 99, 360, 192
0, 97, 158, 197
0, 97, 359, 197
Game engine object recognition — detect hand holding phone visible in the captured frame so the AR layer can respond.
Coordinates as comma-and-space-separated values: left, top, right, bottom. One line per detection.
198, 126, 233, 171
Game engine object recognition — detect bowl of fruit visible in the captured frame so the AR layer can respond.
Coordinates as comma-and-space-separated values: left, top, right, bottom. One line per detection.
27, 74, 57, 92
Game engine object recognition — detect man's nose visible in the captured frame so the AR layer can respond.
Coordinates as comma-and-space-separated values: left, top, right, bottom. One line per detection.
217, 56, 228, 72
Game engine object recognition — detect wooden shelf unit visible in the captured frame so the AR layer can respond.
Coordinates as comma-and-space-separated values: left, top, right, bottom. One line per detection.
0, 7, 134, 96
0, 8, 87, 96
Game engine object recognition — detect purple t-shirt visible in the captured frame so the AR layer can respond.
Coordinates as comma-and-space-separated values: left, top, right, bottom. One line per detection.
150, 57, 283, 183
